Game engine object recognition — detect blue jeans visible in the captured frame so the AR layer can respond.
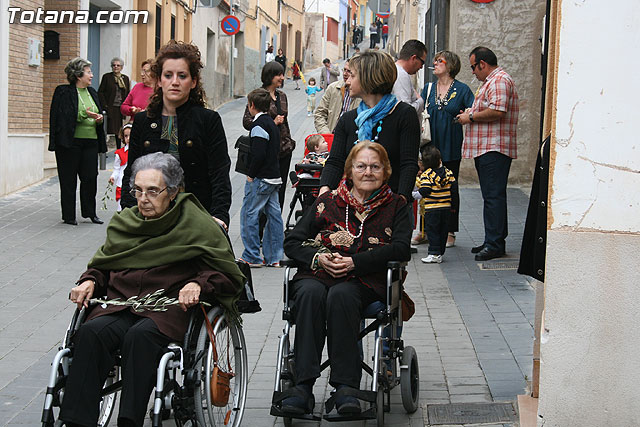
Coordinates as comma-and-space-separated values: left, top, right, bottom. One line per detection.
474, 151, 512, 253
240, 178, 284, 264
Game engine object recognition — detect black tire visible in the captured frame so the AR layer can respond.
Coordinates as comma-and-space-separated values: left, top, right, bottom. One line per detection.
376, 385, 384, 427
400, 346, 419, 413
280, 339, 294, 427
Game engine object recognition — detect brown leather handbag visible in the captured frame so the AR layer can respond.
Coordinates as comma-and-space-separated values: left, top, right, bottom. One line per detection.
201, 305, 234, 407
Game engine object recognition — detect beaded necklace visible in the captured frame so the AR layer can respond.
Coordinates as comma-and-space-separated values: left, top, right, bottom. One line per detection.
77, 88, 97, 124
374, 119, 383, 142
345, 204, 368, 239
435, 80, 455, 110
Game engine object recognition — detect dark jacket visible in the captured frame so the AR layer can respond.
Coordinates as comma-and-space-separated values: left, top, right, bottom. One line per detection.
48, 84, 107, 152
320, 101, 420, 200
79, 260, 234, 342
98, 72, 131, 134
284, 190, 411, 299
518, 137, 550, 282
243, 90, 295, 157
121, 100, 232, 225
248, 113, 281, 179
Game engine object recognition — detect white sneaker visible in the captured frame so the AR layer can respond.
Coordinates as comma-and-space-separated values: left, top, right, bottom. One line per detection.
421, 254, 442, 264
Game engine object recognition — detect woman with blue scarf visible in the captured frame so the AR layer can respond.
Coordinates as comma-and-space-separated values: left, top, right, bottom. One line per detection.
320, 51, 420, 201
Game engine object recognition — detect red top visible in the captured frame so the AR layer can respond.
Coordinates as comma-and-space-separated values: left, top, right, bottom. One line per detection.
382, 24, 389, 34
120, 82, 154, 120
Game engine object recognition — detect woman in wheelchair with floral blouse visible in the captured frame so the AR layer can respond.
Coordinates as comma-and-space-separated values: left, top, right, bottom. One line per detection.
61, 153, 244, 427
282, 141, 412, 415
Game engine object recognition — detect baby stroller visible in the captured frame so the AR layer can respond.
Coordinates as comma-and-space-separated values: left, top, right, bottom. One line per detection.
285, 133, 333, 232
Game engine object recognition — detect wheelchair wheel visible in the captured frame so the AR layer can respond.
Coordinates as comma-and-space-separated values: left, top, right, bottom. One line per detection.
194, 307, 248, 427
400, 346, 419, 413
97, 366, 119, 427
280, 338, 294, 427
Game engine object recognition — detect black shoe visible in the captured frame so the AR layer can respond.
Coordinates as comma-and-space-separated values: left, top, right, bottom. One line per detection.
87, 216, 104, 224
334, 385, 361, 415
474, 247, 505, 261
471, 244, 486, 254
63, 219, 78, 226
281, 384, 314, 415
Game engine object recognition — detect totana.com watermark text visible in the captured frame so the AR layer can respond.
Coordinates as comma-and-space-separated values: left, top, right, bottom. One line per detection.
8, 7, 149, 24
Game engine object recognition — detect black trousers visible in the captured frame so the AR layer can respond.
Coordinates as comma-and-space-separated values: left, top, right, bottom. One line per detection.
425, 209, 450, 255
474, 151, 512, 253
442, 159, 460, 233
60, 311, 171, 427
55, 138, 99, 221
292, 279, 378, 389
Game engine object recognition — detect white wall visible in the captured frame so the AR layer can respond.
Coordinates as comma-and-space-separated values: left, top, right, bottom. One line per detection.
0, 5, 9, 195
539, 1, 640, 425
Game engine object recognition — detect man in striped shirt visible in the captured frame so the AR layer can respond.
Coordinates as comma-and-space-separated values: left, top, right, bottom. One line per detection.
456, 46, 519, 261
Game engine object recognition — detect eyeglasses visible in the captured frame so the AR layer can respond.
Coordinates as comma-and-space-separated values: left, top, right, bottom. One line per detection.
415, 55, 426, 66
470, 62, 479, 71
130, 187, 168, 199
434, 58, 447, 65
353, 163, 383, 173
111, 64, 122, 68
343, 69, 351, 75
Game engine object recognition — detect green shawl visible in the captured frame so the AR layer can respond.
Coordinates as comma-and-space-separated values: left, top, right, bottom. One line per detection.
88, 193, 245, 317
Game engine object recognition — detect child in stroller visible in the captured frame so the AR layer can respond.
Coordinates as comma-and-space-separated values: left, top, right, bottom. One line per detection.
285, 133, 333, 231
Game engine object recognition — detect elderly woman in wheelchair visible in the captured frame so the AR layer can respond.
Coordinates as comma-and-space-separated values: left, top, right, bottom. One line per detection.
50, 153, 245, 427
277, 141, 413, 419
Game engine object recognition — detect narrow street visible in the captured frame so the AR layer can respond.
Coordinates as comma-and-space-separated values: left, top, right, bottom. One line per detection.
0, 68, 534, 426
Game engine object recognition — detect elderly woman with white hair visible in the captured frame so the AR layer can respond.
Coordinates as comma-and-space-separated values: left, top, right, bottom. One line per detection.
98, 56, 130, 149
49, 57, 107, 226
61, 152, 244, 427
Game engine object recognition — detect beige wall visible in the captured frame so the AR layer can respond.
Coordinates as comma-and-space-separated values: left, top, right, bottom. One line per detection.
132, 0, 192, 82
448, 0, 545, 185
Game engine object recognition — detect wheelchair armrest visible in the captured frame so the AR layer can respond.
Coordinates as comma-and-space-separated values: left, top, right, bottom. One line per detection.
280, 258, 299, 268
387, 261, 408, 269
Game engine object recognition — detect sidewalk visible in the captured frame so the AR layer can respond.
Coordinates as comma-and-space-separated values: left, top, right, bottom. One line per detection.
0, 81, 533, 426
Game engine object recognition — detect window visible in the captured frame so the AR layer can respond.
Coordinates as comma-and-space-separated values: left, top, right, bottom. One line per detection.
155, 5, 161, 53
327, 17, 338, 44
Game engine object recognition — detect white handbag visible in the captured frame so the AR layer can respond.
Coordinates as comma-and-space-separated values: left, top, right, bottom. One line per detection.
420, 83, 433, 146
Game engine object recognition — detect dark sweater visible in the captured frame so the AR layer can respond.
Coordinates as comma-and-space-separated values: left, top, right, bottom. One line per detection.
320, 101, 420, 199
283, 190, 411, 299
248, 113, 281, 179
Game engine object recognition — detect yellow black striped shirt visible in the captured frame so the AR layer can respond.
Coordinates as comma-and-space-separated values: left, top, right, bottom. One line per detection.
417, 167, 456, 210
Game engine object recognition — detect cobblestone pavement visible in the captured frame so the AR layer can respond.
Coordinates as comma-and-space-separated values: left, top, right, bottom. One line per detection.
0, 67, 533, 427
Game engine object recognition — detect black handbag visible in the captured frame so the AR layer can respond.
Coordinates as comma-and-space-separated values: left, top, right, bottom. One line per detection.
234, 135, 251, 175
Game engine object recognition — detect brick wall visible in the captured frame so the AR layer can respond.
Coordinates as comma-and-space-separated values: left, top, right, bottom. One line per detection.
42, 0, 80, 132
8, 0, 45, 134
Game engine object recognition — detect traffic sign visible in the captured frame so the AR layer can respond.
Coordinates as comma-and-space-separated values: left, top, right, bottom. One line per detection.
221, 15, 240, 36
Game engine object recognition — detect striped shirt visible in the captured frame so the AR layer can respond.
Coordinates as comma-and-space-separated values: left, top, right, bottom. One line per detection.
417, 166, 456, 210
462, 67, 519, 159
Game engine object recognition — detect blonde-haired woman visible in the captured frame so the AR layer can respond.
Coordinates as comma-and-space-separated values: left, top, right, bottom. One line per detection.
319, 51, 420, 202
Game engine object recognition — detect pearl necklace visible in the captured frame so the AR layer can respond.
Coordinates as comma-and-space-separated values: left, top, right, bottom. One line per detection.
345, 204, 367, 239
77, 87, 96, 124
435, 80, 455, 110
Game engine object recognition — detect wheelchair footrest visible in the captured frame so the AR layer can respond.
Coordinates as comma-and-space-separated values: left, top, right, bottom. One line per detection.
323, 408, 376, 422
270, 405, 321, 421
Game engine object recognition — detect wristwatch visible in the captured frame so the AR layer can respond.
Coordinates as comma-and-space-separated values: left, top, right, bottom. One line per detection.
469, 112, 475, 122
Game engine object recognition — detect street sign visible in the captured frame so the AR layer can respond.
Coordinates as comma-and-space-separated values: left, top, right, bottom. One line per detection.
221, 15, 240, 36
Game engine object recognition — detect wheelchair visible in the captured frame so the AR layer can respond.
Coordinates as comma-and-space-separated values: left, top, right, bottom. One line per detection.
42, 262, 259, 427
270, 260, 420, 426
